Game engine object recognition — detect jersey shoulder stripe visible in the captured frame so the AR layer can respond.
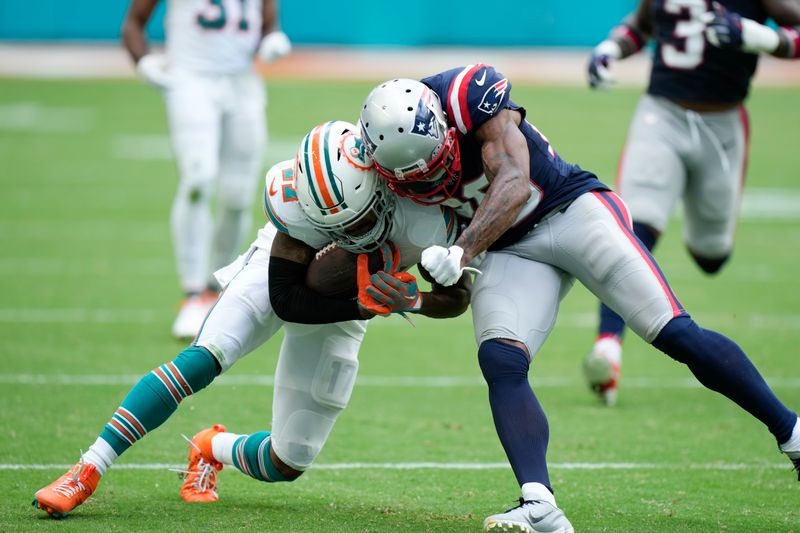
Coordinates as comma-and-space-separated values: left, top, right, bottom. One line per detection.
263, 167, 291, 234
446, 64, 483, 134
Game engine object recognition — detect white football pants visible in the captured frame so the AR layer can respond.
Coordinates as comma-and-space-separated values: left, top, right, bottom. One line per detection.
195, 244, 367, 471
472, 191, 684, 356
165, 68, 266, 293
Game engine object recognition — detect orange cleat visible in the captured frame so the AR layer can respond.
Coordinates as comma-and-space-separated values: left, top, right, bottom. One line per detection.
176, 424, 226, 502
32, 459, 101, 519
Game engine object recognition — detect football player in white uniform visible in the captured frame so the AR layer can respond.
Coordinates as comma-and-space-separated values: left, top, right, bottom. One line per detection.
122, 0, 292, 339
32, 121, 469, 518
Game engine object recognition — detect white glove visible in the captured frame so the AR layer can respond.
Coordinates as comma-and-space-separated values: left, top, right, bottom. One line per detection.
587, 40, 622, 90
136, 53, 172, 90
258, 31, 292, 64
420, 245, 482, 287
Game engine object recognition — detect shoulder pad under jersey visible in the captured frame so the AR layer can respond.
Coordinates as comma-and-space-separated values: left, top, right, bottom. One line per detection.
262, 159, 329, 249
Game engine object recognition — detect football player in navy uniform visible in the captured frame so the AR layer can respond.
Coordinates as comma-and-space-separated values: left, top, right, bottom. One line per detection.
585, 0, 800, 406
359, 65, 800, 532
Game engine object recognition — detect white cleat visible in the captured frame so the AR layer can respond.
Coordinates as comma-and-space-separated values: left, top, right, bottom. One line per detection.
171, 290, 218, 340
583, 336, 622, 406
484, 498, 574, 533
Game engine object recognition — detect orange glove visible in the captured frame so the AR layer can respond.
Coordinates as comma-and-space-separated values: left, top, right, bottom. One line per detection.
357, 254, 391, 316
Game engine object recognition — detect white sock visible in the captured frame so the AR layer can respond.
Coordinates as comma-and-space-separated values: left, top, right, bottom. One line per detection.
521, 482, 556, 506
82, 437, 118, 476
211, 432, 246, 466
779, 417, 800, 457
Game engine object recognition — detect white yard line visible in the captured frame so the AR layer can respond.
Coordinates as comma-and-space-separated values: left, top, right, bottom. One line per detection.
0, 102, 95, 132
2, 373, 799, 389
0, 461, 788, 471
1, 308, 800, 330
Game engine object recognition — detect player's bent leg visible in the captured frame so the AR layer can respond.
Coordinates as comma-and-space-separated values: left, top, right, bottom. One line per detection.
32, 346, 220, 518
651, 316, 798, 450
197, 322, 364, 490
166, 79, 222, 338
214, 74, 264, 276
470, 252, 573, 530
270, 321, 364, 472
585, 221, 660, 406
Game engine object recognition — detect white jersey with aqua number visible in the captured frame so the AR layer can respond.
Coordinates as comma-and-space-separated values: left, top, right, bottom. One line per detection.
165, 0, 262, 75
258, 159, 458, 267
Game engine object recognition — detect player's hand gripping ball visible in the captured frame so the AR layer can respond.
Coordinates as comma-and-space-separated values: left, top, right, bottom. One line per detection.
304, 241, 401, 299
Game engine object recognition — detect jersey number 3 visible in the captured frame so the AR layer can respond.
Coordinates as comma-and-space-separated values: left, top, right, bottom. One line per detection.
662, 0, 707, 69
197, 0, 250, 31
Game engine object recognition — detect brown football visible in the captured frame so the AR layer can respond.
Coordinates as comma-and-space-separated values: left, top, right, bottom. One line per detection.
304, 243, 384, 298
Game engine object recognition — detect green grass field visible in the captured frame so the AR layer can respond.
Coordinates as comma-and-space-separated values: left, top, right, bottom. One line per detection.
1, 77, 799, 532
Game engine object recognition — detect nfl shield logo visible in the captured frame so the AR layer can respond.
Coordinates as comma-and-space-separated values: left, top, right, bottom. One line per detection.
410, 87, 440, 140
477, 78, 508, 115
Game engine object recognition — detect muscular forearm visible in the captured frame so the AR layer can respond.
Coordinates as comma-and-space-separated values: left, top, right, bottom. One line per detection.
121, 0, 159, 63
262, 0, 278, 35
455, 167, 529, 263
418, 288, 470, 318
122, 21, 149, 63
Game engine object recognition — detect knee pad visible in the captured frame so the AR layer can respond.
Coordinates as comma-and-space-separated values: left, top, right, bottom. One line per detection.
478, 340, 530, 384
273, 352, 357, 470
272, 410, 337, 471
217, 169, 259, 210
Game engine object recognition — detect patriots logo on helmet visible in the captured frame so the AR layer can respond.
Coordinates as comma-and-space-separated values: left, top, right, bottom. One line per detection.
477, 78, 508, 115
410, 87, 441, 140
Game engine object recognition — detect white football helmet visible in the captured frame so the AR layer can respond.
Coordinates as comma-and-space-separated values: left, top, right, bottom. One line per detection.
359, 79, 462, 204
294, 120, 395, 253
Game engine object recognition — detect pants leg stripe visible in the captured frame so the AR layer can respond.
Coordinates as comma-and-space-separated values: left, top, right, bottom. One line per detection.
592, 190, 684, 318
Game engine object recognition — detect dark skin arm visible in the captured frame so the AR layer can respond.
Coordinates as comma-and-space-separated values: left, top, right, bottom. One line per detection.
417, 267, 472, 318
270, 229, 317, 264
272, 231, 469, 319
261, 0, 279, 36
608, 0, 654, 58
121, 0, 160, 64
453, 108, 531, 266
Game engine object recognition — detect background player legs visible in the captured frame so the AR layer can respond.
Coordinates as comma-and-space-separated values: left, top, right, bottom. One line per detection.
586, 95, 688, 404
212, 73, 266, 276
165, 74, 223, 338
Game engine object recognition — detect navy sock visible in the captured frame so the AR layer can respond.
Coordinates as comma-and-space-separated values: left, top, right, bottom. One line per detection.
478, 340, 551, 489
598, 222, 659, 339
653, 316, 797, 443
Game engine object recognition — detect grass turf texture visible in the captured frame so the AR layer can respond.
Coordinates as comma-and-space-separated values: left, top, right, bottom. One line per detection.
1, 77, 799, 532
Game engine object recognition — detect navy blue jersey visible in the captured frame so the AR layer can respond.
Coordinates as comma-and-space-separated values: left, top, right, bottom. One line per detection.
648, 0, 767, 103
420, 65, 607, 250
